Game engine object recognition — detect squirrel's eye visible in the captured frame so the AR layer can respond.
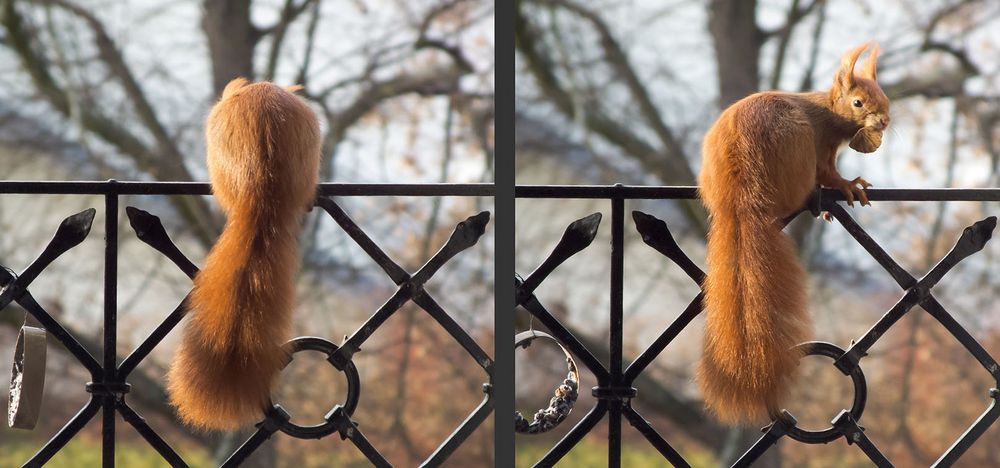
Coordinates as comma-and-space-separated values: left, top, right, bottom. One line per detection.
852, 99, 863, 108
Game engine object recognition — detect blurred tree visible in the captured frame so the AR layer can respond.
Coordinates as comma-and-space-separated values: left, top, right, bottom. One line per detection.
1, 0, 493, 246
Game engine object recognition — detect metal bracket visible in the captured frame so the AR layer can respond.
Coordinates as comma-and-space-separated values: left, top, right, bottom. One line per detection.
514, 330, 580, 434
8, 316, 47, 430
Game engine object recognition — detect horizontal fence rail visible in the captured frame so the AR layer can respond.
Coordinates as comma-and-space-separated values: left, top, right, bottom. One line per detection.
517, 184, 1000, 201
514, 184, 1000, 468
0, 180, 494, 468
0, 181, 495, 197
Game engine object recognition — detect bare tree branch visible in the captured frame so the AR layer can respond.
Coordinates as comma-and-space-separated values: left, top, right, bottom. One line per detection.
516, 0, 708, 234
918, 0, 985, 77
294, 0, 322, 86
769, 0, 824, 90
546, 0, 688, 170
264, 0, 316, 81
798, 0, 827, 91
324, 64, 468, 153
416, 0, 476, 72
0, 0, 219, 246
46, 0, 188, 167
882, 0, 992, 101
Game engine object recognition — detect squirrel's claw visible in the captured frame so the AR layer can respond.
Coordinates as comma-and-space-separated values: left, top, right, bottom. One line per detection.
833, 177, 872, 208
851, 177, 872, 206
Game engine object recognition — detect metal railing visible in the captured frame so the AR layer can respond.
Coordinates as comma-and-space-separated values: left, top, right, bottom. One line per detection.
514, 184, 1000, 468
0, 180, 495, 467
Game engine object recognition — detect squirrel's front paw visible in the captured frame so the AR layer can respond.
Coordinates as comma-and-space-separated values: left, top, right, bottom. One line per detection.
832, 177, 872, 207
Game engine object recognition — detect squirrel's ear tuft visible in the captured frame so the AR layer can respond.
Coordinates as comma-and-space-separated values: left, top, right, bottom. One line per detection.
222, 77, 249, 99
861, 44, 880, 81
835, 43, 869, 90
285, 84, 304, 94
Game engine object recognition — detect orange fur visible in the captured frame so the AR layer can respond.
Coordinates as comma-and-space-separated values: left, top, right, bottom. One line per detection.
697, 43, 889, 424
166, 78, 321, 430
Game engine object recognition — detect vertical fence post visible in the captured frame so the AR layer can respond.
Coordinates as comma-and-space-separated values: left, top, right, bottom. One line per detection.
608, 189, 625, 468
103, 183, 119, 468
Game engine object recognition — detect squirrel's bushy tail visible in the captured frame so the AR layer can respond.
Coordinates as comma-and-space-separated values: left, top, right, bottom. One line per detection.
167, 206, 300, 430
167, 79, 318, 430
698, 208, 810, 424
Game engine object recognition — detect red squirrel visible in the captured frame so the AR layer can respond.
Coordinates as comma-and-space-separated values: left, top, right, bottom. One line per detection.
697, 43, 889, 424
166, 78, 321, 429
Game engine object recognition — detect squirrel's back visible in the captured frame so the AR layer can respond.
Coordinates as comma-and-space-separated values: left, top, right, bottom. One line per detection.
206, 79, 319, 216
700, 93, 817, 216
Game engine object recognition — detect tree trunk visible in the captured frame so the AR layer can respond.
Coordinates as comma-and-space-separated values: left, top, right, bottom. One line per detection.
203, 0, 257, 96
708, 0, 763, 108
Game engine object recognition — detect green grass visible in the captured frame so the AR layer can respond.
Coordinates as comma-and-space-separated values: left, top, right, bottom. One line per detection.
516, 438, 718, 467
1, 431, 213, 467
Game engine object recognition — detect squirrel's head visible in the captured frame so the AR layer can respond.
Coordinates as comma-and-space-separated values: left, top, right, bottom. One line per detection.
830, 43, 890, 132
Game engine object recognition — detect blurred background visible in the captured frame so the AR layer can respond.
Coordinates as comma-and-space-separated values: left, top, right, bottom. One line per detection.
515, 0, 1000, 466
0, 0, 494, 466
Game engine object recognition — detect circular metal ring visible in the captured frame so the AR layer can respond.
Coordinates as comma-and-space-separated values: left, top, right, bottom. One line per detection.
8, 324, 47, 430
514, 330, 580, 434
785, 341, 867, 444
271, 336, 360, 439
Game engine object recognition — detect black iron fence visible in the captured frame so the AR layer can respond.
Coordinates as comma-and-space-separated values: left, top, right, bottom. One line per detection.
6, 181, 1000, 467
0, 180, 494, 467
514, 184, 1000, 468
